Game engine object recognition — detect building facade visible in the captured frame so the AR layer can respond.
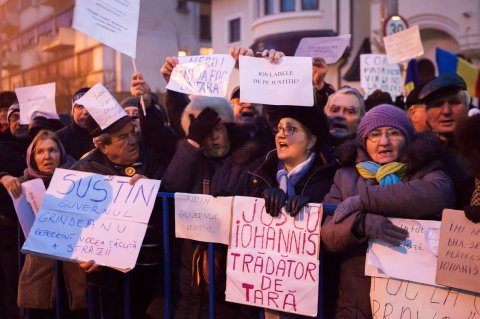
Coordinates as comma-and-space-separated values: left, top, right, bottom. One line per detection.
0, 0, 211, 112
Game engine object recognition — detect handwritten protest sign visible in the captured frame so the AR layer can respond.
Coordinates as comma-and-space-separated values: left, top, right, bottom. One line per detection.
9, 179, 46, 237
294, 34, 351, 64
22, 168, 160, 271
370, 277, 480, 318
225, 196, 322, 316
360, 54, 402, 98
239, 56, 314, 107
72, 0, 140, 57
174, 193, 233, 245
366, 218, 441, 286
15, 83, 58, 124
76, 83, 126, 130
383, 25, 424, 64
166, 54, 236, 97
436, 209, 480, 293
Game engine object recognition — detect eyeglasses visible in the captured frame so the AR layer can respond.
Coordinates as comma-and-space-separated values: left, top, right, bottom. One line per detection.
366, 128, 404, 143
273, 125, 298, 136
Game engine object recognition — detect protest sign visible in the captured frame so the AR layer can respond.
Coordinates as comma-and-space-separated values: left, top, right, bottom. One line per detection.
9, 179, 46, 237
239, 56, 314, 107
22, 168, 161, 271
366, 218, 441, 286
294, 34, 351, 64
15, 83, 58, 125
76, 83, 126, 130
166, 54, 236, 97
225, 196, 322, 316
436, 209, 480, 293
360, 54, 402, 98
174, 193, 233, 245
370, 277, 480, 318
72, 0, 140, 58
383, 25, 424, 64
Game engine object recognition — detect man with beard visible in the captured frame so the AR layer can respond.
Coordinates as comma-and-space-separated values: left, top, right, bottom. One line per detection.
0, 102, 30, 319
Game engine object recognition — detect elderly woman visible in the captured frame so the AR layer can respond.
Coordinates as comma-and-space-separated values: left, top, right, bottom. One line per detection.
8, 130, 87, 319
246, 104, 337, 217
322, 104, 455, 318
161, 96, 264, 319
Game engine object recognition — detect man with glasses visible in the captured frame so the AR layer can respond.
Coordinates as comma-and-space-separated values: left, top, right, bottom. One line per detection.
419, 73, 474, 208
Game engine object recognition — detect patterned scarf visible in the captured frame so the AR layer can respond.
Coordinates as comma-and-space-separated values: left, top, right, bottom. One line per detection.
471, 178, 480, 205
356, 161, 407, 185
276, 153, 316, 197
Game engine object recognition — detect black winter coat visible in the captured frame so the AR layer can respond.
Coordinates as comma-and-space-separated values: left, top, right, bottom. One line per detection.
56, 122, 93, 160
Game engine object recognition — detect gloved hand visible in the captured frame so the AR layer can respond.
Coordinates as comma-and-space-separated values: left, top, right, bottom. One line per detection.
286, 195, 310, 217
334, 195, 363, 223
464, 205, 480, 223
363, 214, 409, 246
263, 188, 286, 217
187, 108, 221, 145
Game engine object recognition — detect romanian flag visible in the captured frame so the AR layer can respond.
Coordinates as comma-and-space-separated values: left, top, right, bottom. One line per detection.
436, 47, 480, 97
404, 59, 420, 95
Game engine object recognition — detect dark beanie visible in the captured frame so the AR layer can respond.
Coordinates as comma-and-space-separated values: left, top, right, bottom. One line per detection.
357, 104, 415, 144
120, 96, 140, 109
72, 87, 91, 108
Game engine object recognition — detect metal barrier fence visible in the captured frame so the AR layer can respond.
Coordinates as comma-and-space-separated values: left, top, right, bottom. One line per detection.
19, 193, 336, 319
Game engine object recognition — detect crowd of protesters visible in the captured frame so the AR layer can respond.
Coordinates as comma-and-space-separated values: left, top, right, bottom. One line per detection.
0, 47, 479, 319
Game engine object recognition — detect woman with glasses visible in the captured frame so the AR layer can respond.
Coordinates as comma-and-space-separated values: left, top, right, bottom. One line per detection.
321, 104, 455, 318
246, 104, 337, 217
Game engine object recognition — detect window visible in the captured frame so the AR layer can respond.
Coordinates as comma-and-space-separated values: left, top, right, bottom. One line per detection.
280, 0, 295, 12
37, 19, 54, 38
21, 29, 36, 47
55, 8, 73, 28
302, 0, 318, 10
264, 0, 274, 15
199, 47, 213, 55
77, 50, 94, 76
200, 14, 211, 41
228, 18, 240, 43
178, 50, 188, 57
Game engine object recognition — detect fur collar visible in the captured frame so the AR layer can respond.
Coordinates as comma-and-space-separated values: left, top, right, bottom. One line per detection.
335, 132, 443, 174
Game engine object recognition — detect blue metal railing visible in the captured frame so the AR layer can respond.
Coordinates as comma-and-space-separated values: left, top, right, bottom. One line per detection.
21, 193, 337, 319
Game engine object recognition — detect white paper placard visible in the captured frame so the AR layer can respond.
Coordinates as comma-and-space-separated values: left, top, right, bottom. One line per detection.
15, 83, 58, 124
360, 54, 402, 98
225, 196, 322, 317
72, 0, 140, 58
174, 193, 233, 245
370, 277, 480, 318
166, 54, 236, 97
22, 168, 161, 271
9, 178, 46, 237
294, 34, 351, 64
365, 218, 441, 286
239, 56, 314, 107
76, 83, 126, 130
383, 25, 424, 64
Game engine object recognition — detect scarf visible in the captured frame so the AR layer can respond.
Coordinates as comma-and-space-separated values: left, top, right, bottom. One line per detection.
276, 153, 316, 197
356, 161, 407, 185
203, 143, 231, 158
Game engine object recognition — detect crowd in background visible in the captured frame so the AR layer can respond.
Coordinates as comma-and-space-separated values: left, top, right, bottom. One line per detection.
0, 47, 479, 319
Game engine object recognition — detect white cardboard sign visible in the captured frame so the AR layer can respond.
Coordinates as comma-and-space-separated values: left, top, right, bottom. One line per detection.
174, 193, 233, 245
15, 83, 58, 124
22, 168, 161, 271
383, 25, 424, 64
225, 196, 322, 317
72, 0, 140, 58
366, 218, 441, 286
360, 54, 402, 98
166, 54, 236, 97
76, 83, 126, 130
9, 178, 46, 237
370, 277, 480, 318
239, 56, 314, 107
294, 34, 351, 64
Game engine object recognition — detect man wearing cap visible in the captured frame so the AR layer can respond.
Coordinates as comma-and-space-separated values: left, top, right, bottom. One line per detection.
0, 102, 29, 319
56, 87, 94, 160
72, 85, 176, 319
0, 91, 17, 135
419, 73, 474, 207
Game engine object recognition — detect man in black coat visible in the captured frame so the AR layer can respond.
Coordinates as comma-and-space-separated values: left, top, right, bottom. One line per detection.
56, 87, 94, 160
73, 88, 176, 319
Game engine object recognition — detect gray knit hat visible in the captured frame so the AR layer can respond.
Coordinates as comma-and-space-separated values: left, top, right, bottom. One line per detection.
357, 104, 415, 144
